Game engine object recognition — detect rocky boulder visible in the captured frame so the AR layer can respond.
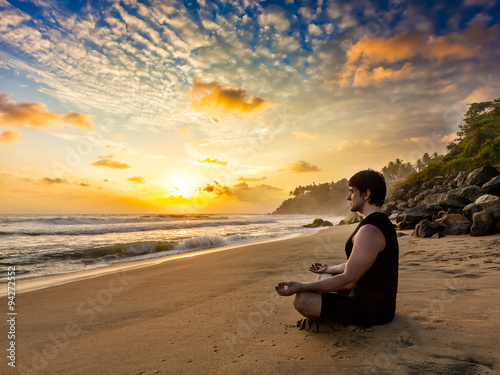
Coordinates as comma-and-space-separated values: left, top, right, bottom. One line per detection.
337, 213, 363, 225
303, 218, 332, 228
470, 210, 495, 236
399, 206, 431, 230
462, 203, 481, 221
421, 191, 468, 210
452, 185, 485, 203
435, 214, 471, 235
413, 219, 441, 238
465, 166, 499, 186
450, 171, 468, 187
382, 202, 397, 216
482, 175, 500, 196
474, 194, 500, 219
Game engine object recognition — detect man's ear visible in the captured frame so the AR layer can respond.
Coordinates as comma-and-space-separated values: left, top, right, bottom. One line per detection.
363, 189, 371, 201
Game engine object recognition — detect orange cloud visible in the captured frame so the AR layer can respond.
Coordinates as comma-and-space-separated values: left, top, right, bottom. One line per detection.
189, 78, 274, 117
127, 176, 145, 183
0, 94, 95, 129
287, 160, 321, 173
339, 28, 481, 87
237, 176, 267, 182
91, 159, 131, 169
198, 158, 227, 165
40, 177, 70, 185
353, 63, 414, 86
0, 130, 21, 143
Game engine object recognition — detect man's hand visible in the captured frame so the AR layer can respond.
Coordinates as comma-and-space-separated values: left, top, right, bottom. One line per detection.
275, 281, 303, 296
309, 262, 328, 273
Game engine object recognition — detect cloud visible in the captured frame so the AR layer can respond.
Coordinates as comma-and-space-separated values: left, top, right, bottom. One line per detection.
98, 154, 114, 159
353, 63, 415, 86
291, 131, 318, 140
287, 160, 321, 173
0, 130, 21, 142
0, 94, 95, 129
127, 176, 145, 183
91, 158, 131, 169
198, 158, 227, 165
461, 86, 498, 104
40, 177, 70, 185
202, 181, 234, 198
237, 176, 267, 182
258, 5, 290, 32
190, 78, 274, 117
201, 180, 283, 203
339, 28, 482, 87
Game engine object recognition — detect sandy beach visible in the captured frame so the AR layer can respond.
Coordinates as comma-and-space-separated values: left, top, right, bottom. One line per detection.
2, 225, 500, 374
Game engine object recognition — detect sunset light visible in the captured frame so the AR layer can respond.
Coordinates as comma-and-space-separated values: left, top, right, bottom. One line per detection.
0, 0, 499, 214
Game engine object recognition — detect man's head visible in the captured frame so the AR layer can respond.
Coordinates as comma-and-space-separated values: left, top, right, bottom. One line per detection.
348, 169, 387, 208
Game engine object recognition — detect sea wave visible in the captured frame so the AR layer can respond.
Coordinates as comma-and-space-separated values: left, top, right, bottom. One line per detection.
0, 219, 278, 236
1, 214, 220, 226
3, 234, 257, 266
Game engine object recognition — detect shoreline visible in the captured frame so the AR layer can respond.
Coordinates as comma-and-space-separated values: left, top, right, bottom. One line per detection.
1, 228, 324, 297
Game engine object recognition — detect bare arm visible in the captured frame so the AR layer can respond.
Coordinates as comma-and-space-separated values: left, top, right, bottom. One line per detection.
326, 263, 346, 275
309, 262, 346, 275
276, 225, 386, 296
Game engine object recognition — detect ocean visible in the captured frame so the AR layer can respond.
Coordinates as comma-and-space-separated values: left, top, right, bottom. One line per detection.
0, 213, 343, 282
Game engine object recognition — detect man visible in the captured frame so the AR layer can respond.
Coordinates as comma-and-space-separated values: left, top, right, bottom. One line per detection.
275, 169, 399, 327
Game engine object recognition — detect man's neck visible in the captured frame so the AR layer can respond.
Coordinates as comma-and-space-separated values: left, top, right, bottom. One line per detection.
359, 204, 384, 218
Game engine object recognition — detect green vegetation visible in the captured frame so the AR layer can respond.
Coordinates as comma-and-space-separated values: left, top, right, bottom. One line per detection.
272, 99, 500, 215
273, 179, 349, 215
405, 98, 500, 184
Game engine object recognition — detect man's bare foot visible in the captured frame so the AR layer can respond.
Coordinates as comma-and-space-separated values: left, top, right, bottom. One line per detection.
296, 318, 320, 332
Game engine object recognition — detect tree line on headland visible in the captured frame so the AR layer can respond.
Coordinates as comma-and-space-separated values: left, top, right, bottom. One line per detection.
272, 98, 500, 215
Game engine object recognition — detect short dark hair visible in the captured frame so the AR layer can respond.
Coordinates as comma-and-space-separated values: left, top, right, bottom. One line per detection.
348, 169, 386, 207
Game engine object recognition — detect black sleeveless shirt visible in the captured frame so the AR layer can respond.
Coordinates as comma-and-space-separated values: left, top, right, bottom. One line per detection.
345, 212, 399, 310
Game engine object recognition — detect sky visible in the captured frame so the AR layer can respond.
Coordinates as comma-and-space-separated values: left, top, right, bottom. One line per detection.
0, 0, 499, 214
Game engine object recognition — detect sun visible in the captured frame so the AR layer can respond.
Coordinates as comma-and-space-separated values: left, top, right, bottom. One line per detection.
174, 180, 196, 197
163, 173, 199, 198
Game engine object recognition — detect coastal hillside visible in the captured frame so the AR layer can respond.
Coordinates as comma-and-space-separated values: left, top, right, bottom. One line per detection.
272, 98, 500, 217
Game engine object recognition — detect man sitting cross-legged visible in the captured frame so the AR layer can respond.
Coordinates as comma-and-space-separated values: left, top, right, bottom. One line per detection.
275, 169, 399, 328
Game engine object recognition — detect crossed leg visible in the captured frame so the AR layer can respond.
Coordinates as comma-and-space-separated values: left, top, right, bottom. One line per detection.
292, 273, 332, 320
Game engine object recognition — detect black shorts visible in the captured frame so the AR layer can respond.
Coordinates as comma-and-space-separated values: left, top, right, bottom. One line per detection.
320, 290, 395, 327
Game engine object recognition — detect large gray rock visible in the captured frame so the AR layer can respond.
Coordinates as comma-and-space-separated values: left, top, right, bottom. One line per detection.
422, 192, 468, 210
452, 185, 485, 203
435, 214, 471, 235
399, 206, 431, 229
383, 202, 397, 216
465, 166, 499, 186
337, 213, 363, 225
474, 194, 500, 219
451, 171, 468, 187
482, 175, 500, 196
462, 203, 481, 221
413, 219, 441, 238
470, 210, 495, 236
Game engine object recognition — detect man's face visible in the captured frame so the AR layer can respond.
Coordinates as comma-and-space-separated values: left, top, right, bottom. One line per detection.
347, 186, 364, 212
